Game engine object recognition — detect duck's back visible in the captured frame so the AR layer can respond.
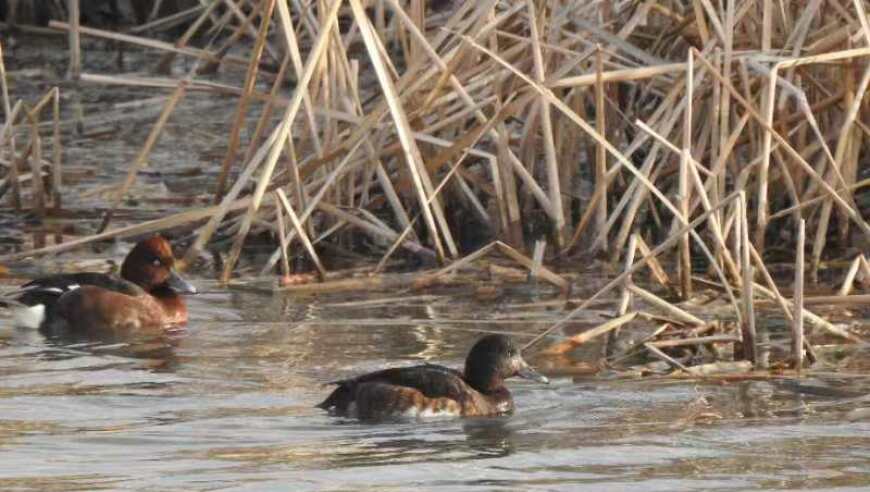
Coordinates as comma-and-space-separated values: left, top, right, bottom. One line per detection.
317, 364, 512, 419
19, 272, 144, 305
14, 272, 148, 330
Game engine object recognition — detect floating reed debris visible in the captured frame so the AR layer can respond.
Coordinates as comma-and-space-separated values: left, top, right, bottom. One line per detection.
1, 1, 868, 376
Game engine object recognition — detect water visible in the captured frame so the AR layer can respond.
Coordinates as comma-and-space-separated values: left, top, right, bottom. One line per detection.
1, 285, 868, 491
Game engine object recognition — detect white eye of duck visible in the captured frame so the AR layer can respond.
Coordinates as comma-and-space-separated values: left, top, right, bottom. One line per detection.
152, 258, 162, 267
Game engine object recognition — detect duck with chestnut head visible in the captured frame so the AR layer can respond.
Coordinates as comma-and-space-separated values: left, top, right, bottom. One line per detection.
11, 235, 197, 334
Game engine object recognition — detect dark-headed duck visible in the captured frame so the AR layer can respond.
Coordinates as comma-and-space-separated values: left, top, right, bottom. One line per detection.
12, 235, 196, 333
317, 334, 549, 420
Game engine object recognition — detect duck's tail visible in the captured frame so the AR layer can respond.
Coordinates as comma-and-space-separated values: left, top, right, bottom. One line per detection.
0, 295, 45, 330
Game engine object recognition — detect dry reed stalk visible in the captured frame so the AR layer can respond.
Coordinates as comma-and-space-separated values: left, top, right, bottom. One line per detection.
374, 100, 510, 272
530, 240, 546, 280
48, 21, 252, 70
275, 188, 326, 279
50, 87, 61, 214
617, 234, 637, 316
793, 218, 805, 373
382, 0, 529, 235
839, 256, 862, 297
551, 62, 686, 89
315, 201, 434, 260
66, 0, 80, 80
627, 285, 705, 326
256, 137, 374, 276
541, 312, 638, 355
594, 45, 607, 236
769, 178, 870, 221
0, 197, 251, 262
275, 0, 323, 162
213, 0, 277, 203
0, 40, 11, 122
220, 0, 342, 282
644, 343, 693, 373
633, 235, 673, 290
678, 52, 694, 299
25, 111, 45, 245
693, 48, 870, 240
495, 241, 569, 293
527, 0, 565, 247
464, 36, 742, 320
810, 62, 870, 279
650, 334, 740, 349
273, 193, 291, 281
155, 0, 221, 73
635, 117, 740, 282
129, 3, 205, 34
180, 108, 290, 269
241, 53, 291, 164
860, 256, 870, 284
97, 81, 187, 233
525, 190, 743, 351
349, 0, 456, 261
802, 294, 870, 306
739, 192, 757, 364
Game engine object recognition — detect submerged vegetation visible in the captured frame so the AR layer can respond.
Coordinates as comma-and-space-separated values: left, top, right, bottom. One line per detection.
0, 1, 867, 375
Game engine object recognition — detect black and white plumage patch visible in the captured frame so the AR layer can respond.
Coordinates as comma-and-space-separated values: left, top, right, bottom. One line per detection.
8, 273, 145, 329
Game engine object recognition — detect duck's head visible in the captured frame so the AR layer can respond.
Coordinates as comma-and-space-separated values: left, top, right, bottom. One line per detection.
121, 235, 197, 295
464, 334, 549, 393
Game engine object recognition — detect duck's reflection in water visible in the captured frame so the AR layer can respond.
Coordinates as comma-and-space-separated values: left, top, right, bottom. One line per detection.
38, 326, 184, 373
462, 416, 516, 458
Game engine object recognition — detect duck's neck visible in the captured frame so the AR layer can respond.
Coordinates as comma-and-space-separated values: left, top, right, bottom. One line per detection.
464, 368, 504, 395
149, 286, 187, 324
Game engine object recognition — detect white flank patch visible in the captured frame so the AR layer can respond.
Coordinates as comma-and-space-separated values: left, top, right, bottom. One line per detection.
13, 304, 45, 329
405, 406, 459, 419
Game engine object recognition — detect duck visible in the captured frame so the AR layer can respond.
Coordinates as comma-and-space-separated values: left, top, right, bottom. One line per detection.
10, 235, 197, 333
317, 334, 549, 420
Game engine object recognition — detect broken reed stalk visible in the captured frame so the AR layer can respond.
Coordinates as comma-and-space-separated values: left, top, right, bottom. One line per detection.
274, 192, 291, 281
678, 52, 693, 300
794, 218, 805, 373
739, 192, 757, 365
593, 45, 607, 237
51, 87, 61, 214
66, 0, 81, 80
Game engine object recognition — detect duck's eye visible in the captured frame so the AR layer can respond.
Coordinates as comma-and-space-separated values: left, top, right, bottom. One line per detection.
152, 258, 162, 267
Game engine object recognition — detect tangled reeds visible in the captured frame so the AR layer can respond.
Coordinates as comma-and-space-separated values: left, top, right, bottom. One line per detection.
0, 0, 868, 373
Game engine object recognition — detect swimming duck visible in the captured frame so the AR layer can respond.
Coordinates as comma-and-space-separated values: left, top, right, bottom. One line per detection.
317, 334, 549, 420
11, 235, 196, 333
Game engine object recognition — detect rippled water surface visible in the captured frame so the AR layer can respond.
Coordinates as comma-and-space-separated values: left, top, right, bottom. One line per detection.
0, 284, 869, 491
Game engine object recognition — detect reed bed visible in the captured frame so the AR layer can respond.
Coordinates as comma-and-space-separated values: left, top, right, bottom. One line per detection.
0, 0, 868, 374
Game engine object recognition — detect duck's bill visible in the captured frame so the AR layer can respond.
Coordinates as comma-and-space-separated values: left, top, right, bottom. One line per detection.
514, 356, 550, 384
167, 270, 198, 295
